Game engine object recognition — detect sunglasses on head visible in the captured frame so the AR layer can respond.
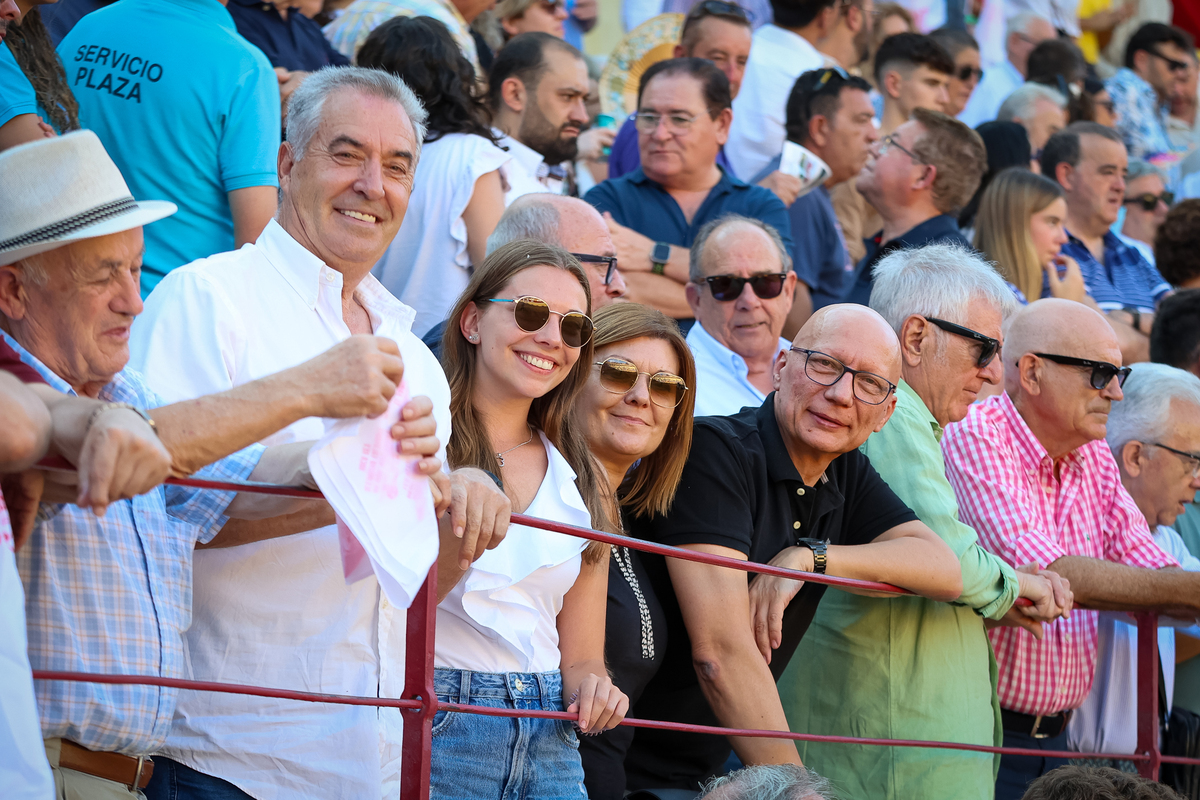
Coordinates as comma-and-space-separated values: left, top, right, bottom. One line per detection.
1124, 191, 1174, 211
925, 317, 999, 367
486, 296, 594, 348
703, 273, 788, 301
956, 65, 984, 82
1034, 352, 1131, 390
595, 357, 689, 408
688, 0, 752, 22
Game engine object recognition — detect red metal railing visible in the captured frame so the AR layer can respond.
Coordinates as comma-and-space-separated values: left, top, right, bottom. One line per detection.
28, 470, 1200, 796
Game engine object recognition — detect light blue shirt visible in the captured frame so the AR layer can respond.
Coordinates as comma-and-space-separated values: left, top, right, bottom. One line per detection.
958, 58, 1023, 129
58, 0, 281, 296
686, 321, 788, 417
0, 41, 38, 128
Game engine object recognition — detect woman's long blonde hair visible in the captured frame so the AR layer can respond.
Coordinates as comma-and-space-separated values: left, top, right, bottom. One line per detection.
442, 240, 610, 559
973, 168, 1065, 303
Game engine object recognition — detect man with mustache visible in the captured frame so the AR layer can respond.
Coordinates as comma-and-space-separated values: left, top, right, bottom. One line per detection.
942, 299, 1200, 799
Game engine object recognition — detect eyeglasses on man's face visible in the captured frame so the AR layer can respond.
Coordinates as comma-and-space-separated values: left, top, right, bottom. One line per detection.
789, 347, 896, 405
1149, 48, 1190, 74
571, 252, 618, 285
877, 133, 924, 164
1033, 352, 1131, 390
634, 111, 701, 135
703, 273, 788, 301
924, 317, 999, 368
1153, 442, 1200, 479
1123, 191, 1174, 212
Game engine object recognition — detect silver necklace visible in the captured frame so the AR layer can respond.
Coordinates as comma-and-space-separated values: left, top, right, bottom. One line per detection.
611, 543, 655, 660
496, 425, 535, 467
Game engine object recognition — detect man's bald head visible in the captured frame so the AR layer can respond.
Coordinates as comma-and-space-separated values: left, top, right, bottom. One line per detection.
1003, 299, 1121, 375
794, 304, 903, 383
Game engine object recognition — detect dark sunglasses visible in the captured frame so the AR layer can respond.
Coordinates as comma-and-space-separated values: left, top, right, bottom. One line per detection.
1123, 191, 1174, 211
1034, 352, 1131, 390
1149, 49, 1190, 74
595, 357, 689, 408
486, 296, 594, 348
688, 0, 752, 22
925, 317, 999, 368
703, 273, 788, 301
571, 252, 618, 285
956, 65, 984, 82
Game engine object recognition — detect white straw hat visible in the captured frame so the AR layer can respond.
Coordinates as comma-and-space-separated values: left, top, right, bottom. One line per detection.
0, 130, 177, 266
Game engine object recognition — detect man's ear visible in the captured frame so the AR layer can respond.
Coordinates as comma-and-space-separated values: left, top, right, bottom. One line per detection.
883, 69, 903, 100
873, 393, 898, 432
809, 114, 832, 150
914, 163, 937, 193
714, 106, 733, 144
773, 348, 789, 390
685, 281, 703, 317
1120, 440, 1146, 477
673, 43, 686, 58
501, 76, 528, 114
277, 141, 296, 191
898, 314, 928, 368
1055, 161, 1075, 192
1017, 353, 1042, 395
0, 265, 29, 323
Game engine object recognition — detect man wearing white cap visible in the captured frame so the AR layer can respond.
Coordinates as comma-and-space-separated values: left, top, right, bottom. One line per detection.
0, 131, 445, 798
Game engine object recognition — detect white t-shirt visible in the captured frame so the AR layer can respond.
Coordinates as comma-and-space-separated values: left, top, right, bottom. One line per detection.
373, 132, 512, 339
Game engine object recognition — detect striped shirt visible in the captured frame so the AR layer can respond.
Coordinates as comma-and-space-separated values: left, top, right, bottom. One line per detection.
942, 392, 1176, 716
5, 332, 264, 756
1060, 230, 1171, 314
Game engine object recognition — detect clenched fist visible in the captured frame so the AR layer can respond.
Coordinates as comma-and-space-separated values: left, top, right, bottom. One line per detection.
297, 335, 406, 419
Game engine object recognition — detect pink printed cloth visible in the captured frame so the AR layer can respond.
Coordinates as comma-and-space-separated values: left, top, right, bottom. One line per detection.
942, 392, 1176, 716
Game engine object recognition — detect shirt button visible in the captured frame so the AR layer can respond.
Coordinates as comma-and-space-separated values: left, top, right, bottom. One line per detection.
793, 521, 802, 529
796, 488, 806, 496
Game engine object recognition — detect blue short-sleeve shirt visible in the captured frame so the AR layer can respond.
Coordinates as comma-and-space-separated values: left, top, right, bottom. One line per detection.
0, 41, 41, 129
58, 0, 281, 295
1060, 230, 1171, 313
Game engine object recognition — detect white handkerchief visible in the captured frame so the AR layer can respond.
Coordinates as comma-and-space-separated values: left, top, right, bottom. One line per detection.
308, 382, 438, 608
780, 140, 832, 199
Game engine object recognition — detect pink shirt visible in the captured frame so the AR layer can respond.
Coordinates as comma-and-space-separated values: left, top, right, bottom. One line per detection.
942, 392, 1176, 716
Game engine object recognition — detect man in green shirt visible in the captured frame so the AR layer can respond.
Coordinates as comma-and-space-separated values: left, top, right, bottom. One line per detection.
779, 244, 1072, 799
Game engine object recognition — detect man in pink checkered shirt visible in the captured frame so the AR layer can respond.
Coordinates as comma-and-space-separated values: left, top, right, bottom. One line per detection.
942, 298, 1200, 800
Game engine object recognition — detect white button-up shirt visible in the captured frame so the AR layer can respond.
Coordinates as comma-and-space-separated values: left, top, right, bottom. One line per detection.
686, 320, 788, 417
494, 130, 565, 204
958, 58, 1024, 129
726, 25, 829, 182
128, 219, 452, 800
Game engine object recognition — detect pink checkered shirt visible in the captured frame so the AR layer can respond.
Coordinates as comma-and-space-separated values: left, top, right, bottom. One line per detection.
942, 393, 1176, 716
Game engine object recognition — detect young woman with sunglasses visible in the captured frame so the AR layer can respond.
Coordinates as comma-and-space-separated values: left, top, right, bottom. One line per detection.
572, 303, 696, 800
435, 240, 628, 799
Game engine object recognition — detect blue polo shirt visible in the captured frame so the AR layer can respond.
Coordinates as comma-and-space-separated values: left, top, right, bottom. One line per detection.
227, 0, 350, 72
0, 41, 47, 129
842, 214, 969, 306
59, 0, 281, 295
1060, 230, 1171, 314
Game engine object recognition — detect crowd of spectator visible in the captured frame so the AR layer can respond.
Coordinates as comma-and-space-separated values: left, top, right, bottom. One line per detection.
2, 0, 1200, 798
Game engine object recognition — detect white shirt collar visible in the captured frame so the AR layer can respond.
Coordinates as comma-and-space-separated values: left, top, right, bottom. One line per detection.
688, 318, 789, 377
494, 129, 546, 178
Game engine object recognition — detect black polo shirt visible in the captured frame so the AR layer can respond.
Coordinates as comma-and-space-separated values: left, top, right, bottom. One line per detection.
624, 393, 918, 792
841, 214, 970, 306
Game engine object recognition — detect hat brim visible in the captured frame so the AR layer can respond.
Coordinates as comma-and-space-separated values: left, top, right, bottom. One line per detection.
0, 199, 178, 266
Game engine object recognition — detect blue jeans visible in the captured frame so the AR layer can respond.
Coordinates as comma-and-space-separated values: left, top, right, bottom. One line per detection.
143, 757, 253, 800
431, 668, 587, 800
995, 728, 1071, 800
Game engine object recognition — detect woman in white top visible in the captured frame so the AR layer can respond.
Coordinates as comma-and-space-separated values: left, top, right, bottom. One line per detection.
433, 241, 628, 799
359, 17, 509, 338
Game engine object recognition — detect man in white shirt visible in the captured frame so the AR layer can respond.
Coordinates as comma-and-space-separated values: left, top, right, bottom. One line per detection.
685, 215, 797, 416
997, 82, 1069, 156
488, 32, 590, 201
1068, 363, 1200, 757
129, 67, 511, 800
959, 12, 1057, 128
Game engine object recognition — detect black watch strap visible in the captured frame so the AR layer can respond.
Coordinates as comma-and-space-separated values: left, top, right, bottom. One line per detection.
796, 538, 828, 574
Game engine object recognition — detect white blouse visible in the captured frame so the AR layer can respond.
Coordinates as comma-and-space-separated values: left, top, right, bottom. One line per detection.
435, 432, 591, 674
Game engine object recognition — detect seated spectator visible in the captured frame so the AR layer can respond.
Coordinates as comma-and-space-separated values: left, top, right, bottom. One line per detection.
489, 32, 590, 199
1, 131, 442, 799
227, 0, 349, 72
574, 302, 696, 800
1041, 122, 1170, 363
1022, 765, 1186, 800
1084, 75, 1119, 126
358, 15, 509, 337
958, 12, 1055, 128
1118, 159, 1170, 265
496, 0, 569, 38
843, 108, 985, 305
785, 244, 1067, 800
809, 0, 871, 73
324, 0, 485, 71
130, 68, 501, 800
861, 2, 914, 97
1027, 37, 1088, 93
697, 764, 835, 800
974, 167, 1090, 305
624, 303, 962, 794
959, 121, 1032, 234
585, 57, 791, 323
685, 215, 796, 416
1152, 289, 1200, 376
1168, 50, 1199, 151
930, 26, 982, 117
942, 298, 1200, 799
1107, 23, 1194, 160
0, 4, 77, 148
436, 241, 627, 796
997, 83, 1069, 160
754, 67, 876, 326
58, 0, 281, 295
1068, 363, 1200, 762
1154, 199, 1200, 291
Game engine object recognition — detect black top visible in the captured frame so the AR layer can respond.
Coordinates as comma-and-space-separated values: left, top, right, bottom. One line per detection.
624, 394, 918, 792
226, 0, 350, 72
841, 213, 970, 306
579, 545, 667, 800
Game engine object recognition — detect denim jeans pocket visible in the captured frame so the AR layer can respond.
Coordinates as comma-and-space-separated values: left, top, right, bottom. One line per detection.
555, 719, 580, 749
431, 696, 458, 737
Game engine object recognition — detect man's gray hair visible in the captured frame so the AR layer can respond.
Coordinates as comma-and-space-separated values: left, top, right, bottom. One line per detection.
997, 83, 1066, 123
1007, 11, 1049, 40
698, 764, 835, 800
1106, 363, 1200, 460
285, 66, 429, 163
486, 195, 561, 255
688, 214, 793, 283
1126, 158, 1166, 185
870, 242, 1017, 335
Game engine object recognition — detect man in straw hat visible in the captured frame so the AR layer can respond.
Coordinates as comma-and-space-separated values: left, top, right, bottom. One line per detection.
0, 130, 447, 798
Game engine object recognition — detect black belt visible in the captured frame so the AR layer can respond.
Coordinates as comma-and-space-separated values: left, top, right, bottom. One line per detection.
1001, 708, 1073, 739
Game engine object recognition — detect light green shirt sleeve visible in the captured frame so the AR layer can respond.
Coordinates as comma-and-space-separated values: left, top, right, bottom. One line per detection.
861, 381, 1018, 620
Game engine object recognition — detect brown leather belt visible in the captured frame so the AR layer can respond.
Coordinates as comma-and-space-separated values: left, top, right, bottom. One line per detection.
57, 739, 154, 790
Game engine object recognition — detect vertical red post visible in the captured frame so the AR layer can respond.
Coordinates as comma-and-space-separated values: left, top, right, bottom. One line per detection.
400, 566, 438, 800
1135, 612, 1161, 780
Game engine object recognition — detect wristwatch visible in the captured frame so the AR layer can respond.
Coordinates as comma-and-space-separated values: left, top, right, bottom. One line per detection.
796, 538, 829, 574
651, 242, 670, 275
87, 401, 158, 437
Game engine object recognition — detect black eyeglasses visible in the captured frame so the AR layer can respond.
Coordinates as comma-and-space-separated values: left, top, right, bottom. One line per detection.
925, 317, 999, 368
1153, 443, 1200, 478
1033, 352, 1131, 390
789, 347, 896, 405
594, 357, 689, 408
1096, 98, 1117, 114
877, 133, 925, 164
1123, 191, 1174, 212
956, 65, 984, 82
486, 296, 594, 348
571, 252, 618, 285
1149, 49, 1190, 74
687, 0, 752, 23
703, 273, 789, 301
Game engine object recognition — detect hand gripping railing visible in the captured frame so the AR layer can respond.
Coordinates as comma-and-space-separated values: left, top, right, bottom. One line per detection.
28, 471, 1200, 797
